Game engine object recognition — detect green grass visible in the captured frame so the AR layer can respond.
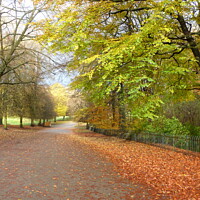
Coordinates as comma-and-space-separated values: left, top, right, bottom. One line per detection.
6, 116, 70, 126
56, 116, 70, 121
7, 117, 39, 126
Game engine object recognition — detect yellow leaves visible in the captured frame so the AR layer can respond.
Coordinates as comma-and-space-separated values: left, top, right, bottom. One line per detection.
81, 55, 100, 65
33, 0, 200, 123
50, 83, 68, 116
80, 69, 94, 80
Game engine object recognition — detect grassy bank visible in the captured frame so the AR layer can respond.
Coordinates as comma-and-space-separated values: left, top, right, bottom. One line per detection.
5, 116, 70, 126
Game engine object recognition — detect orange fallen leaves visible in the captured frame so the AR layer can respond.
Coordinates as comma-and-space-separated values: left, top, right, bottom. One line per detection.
0, 125, 44, 145
72, 128, 200, 199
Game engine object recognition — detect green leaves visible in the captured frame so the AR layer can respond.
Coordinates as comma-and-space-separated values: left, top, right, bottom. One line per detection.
35, 0, 200, 128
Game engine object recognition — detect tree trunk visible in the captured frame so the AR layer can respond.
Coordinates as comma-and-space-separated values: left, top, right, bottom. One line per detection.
111, 90, 117, 127
0, 117, 3, 125
20, 116, 23, 128
42, 119, 46, 126
4, 110, 8, 130
63, 116, 65, 121
54, 116, 57, 122
38, 119, 42, 126
118, 83, 126, 130
86, 122, 89, 129
30, 118, 35, 127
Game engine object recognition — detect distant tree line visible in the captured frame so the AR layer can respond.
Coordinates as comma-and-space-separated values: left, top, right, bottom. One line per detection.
0, 0, 68, 129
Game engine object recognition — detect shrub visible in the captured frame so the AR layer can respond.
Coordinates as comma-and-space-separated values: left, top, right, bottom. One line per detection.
145, 116, 190, 136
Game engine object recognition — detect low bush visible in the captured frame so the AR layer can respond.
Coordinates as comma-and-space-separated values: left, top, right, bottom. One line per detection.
144, 116, 190, 136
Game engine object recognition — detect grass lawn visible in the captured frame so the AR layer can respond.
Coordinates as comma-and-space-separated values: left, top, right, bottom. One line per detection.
7, 117, 34, 126
6, 116, 70, 126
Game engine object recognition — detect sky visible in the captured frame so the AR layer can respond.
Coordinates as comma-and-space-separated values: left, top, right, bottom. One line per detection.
2, 0, 74, 87
47, 71, 74, 86
21, 0, 74, 86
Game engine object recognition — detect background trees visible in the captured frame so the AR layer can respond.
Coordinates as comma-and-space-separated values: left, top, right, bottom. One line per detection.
0, 0, 69, 128
50, 83, 68, 121
0, 0, 40, 83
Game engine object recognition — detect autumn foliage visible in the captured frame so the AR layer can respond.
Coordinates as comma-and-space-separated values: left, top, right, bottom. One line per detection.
84, 106, 120, 129
35, 0, 200, 134
73, 127, 200, 199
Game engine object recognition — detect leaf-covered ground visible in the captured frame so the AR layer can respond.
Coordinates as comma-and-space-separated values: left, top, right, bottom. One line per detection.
0, 122, 155, 199
72, 126, 200, 199
0, 125, 43, 145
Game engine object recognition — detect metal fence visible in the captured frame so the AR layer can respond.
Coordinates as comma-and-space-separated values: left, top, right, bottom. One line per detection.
88, 125, 200, 153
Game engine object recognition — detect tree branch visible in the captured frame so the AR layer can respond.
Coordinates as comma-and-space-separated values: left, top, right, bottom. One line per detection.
177, 14, 200, 72
110, 7, 151, 15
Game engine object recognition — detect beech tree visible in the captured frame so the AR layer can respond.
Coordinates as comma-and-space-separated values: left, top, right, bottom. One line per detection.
35, 0, 200, 129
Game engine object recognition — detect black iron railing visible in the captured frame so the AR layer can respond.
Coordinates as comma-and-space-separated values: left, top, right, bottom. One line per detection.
87, 125, 200, 152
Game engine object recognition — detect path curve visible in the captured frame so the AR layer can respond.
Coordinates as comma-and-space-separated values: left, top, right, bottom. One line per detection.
0, 121, 153, 200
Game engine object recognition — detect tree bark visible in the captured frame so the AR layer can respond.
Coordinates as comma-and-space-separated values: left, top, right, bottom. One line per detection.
4, 108, 8, 130
30, 118, 35, 127
111, 90, 117, 127
177, 14, 200, 72
38, 119, 42, 126
20, 116, 23, 128
118, 83, 126, 130
42, 119, 46, 126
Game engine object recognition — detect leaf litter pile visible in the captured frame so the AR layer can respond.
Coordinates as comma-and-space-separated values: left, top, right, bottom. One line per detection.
72, 126, 200, 199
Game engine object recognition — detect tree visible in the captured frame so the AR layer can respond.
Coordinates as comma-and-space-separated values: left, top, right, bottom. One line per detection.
0, 84, 11, 129
66, 89, 91, 120
9, 85, 29, 128
37, 86, 56, 124
0, 0, 39, 82
50, 83, 68, 120
35, 0, 200, 129
0, 0, 69, 129
0, 0, 63, 85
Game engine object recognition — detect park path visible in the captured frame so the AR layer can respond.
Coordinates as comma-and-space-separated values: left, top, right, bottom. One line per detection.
0, 122, 154, 200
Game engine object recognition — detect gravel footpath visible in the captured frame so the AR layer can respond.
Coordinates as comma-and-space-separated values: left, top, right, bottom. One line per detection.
0, 122, 154, 200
